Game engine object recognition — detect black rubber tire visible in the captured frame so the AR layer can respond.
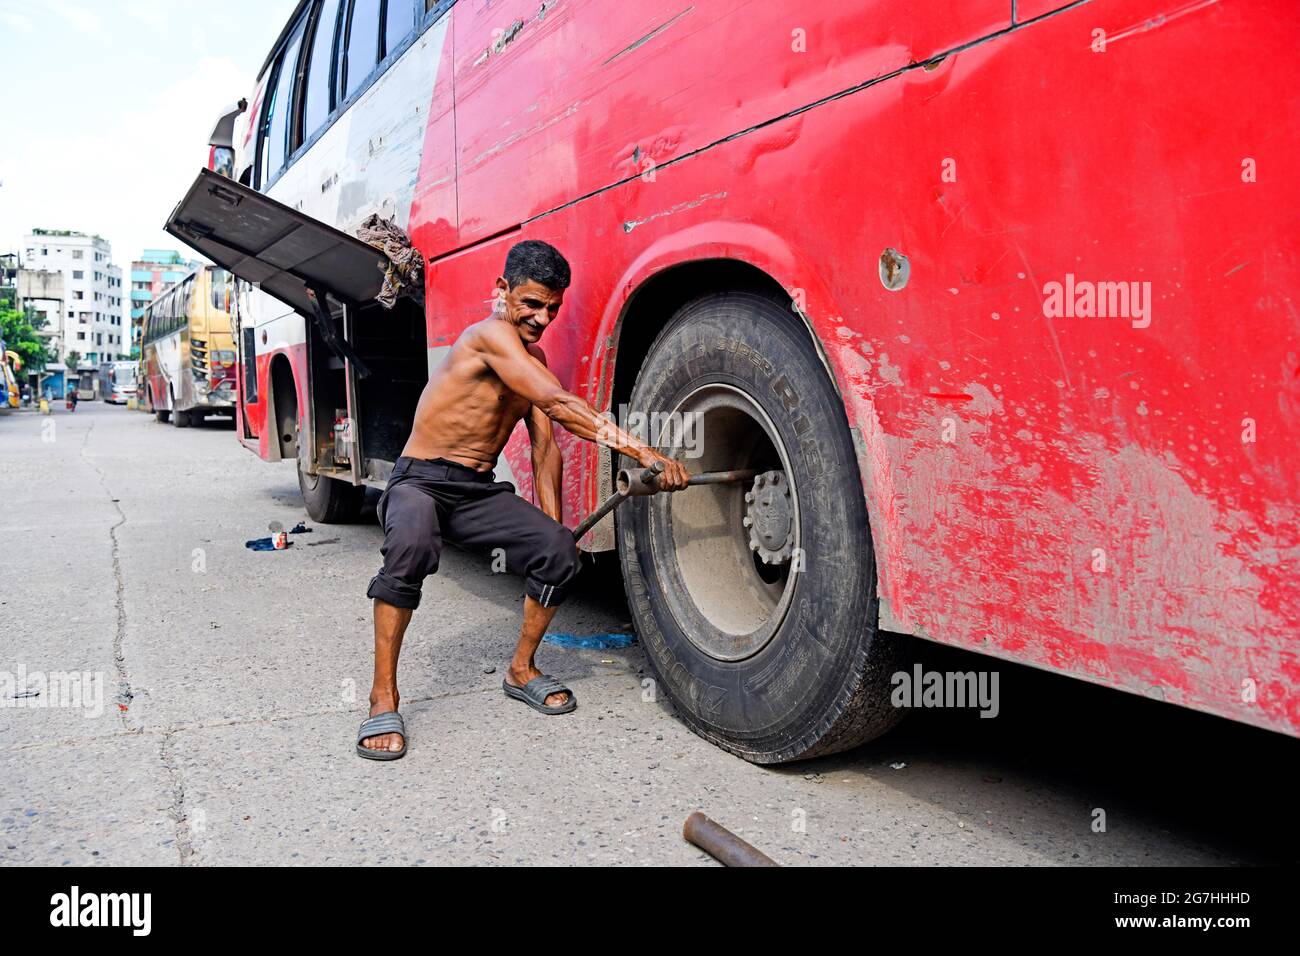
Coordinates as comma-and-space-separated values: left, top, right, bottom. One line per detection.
296, 425, 364, 523
172, 407, 191, 428
617, 291, 905, 764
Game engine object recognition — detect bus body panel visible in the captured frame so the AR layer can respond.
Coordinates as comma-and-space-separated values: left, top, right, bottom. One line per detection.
447, 0, 1011, 247
430, 0, 1300, 736
145, 327, 186, 411
227, 0, 1299, 737
234, 11, 454, 451
246, 324, 309, 462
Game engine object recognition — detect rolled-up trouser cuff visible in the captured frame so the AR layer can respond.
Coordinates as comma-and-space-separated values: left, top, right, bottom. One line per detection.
367, 571, 423, 610
526, 578, 571, 608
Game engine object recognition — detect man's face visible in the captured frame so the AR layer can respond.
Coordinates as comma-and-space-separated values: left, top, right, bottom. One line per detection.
496, 277, 564, 344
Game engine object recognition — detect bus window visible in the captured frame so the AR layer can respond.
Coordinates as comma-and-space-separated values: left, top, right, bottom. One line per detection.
210, 269, 229, 312
383, 0, 414, 58
342, 0, 381, 101
260, 19, 307, 186
302, 0, 343, 142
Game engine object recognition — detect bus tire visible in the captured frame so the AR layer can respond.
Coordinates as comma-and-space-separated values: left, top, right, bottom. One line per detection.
616, 291, 906, 764
172, 408, 191, 428
296, 425, 364, 523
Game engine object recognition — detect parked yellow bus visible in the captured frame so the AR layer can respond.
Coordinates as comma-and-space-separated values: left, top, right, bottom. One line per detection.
2, 350, 21, 408
141, 266, 236, 427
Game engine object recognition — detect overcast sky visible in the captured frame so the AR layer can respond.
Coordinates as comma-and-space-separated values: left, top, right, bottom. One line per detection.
0, 0, 298, 267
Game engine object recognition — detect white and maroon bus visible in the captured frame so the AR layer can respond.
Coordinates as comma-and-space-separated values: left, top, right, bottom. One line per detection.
167, 0, 1299, 762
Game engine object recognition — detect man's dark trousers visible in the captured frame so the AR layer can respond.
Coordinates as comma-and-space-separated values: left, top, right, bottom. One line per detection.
366, 456, 580, 610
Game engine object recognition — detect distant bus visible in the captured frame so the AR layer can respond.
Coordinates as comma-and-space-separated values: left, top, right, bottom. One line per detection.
99, 360, 138, 404
140, 266, 236, 427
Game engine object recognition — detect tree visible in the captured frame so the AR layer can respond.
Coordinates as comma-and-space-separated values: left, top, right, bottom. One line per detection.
65, 350, 81, 373
0, 304, 48, 374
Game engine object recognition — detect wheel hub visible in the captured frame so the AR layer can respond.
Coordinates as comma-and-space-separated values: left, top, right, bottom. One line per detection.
743, 470, 793, 564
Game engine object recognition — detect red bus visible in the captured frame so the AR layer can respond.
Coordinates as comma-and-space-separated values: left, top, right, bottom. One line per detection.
168, 0, 1299, 762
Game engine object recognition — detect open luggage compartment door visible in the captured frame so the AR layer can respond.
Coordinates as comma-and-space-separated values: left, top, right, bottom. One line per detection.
165, 168, 424, 501
164, 167, 388, 315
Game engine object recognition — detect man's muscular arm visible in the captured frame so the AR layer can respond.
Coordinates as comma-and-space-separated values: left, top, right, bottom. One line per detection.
525, 401, 564, 525
478, 321, 689, 491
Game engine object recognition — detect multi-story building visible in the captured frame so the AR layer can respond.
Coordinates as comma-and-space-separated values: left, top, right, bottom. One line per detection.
21, 229, 126, 366
15, 267, 66, 355
12, 268, 73, 398
129, 249, 195, 359
0, 252, 18, 308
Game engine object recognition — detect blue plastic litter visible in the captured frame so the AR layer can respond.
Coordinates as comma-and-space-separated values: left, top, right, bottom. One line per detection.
542, 633, 637, 649
244, 537, 288, 551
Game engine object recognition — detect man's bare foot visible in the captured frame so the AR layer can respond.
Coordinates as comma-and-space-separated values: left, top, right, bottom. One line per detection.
506, 664, 570, 708
360, 692, 405, 753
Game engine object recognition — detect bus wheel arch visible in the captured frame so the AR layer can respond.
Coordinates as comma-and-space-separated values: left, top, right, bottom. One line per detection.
269, 349, 362, 523
150, 385, 170, 424
268, 353, 298, 462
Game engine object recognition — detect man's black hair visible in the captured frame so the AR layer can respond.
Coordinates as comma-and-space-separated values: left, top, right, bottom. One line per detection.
503, 240, 571, 291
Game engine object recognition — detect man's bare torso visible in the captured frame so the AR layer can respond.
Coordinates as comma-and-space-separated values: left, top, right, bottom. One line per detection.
401, 316, 543, 472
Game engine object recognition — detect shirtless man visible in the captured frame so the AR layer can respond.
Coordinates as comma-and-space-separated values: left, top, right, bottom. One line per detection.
356, 240, 690, 759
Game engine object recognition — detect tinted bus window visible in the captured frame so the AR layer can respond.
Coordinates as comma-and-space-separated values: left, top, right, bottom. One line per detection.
343, 0, 381, 100
302, 0, 343, 140
262, 20, 307, 184
384, 0, 414, 58
210, 269, 229, 311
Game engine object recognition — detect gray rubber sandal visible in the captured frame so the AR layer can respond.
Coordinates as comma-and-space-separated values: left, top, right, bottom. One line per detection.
356, 710, 407, 760
502, 675, 577, 715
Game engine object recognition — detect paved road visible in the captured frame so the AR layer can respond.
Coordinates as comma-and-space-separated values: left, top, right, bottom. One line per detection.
1, 402, 1294, 866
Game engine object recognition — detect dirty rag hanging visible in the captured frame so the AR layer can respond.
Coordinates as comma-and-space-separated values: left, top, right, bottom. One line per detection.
355, 214, 425, 309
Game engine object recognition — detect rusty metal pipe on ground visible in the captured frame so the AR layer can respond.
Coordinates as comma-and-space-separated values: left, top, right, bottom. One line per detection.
570, 461, 760, 541
683, 812, 779, 866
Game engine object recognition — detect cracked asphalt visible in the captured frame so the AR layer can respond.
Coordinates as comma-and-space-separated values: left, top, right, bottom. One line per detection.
1, 402, 1294, 866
